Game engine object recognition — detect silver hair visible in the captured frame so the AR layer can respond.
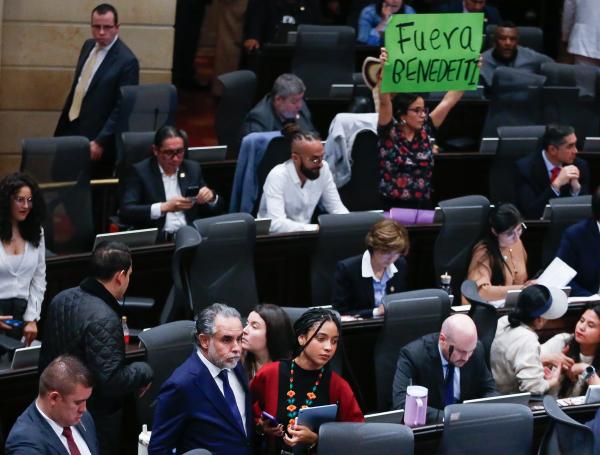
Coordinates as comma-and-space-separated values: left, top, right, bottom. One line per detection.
271, 73, 306, 99
195, 303, 241, 339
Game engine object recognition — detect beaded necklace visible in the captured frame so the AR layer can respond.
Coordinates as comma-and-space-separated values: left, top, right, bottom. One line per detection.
285, 359, 325, 426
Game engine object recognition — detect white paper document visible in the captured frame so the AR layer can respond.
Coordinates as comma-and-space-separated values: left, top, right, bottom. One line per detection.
537, 257, 577, 288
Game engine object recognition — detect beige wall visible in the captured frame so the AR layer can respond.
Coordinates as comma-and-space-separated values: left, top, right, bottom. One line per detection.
0, 0, 176, 174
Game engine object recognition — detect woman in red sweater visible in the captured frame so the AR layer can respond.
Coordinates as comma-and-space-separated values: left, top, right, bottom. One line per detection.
250, 308, 364, 454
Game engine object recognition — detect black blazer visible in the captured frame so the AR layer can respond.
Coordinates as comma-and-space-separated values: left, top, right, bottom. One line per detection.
438, 0, 502, 25
331, 253, 407, 318
6, 401, 99, 455
392, 333, 498, 423
55, 38, 139, 156
516, 151, 590, 219
119, 156, 223, 231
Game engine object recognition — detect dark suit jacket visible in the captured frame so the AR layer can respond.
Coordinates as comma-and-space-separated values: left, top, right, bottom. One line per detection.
148, 353, 254, 455
240, 93, 316, 138
331, 253, 408, 318
392, 333, 498, 423
516, 151, 590, 219
6, 401, 99, 455
119, 156, 223, 231
55, 38, 139, 160
438, 0, 502, 25
557, 218, 600, 297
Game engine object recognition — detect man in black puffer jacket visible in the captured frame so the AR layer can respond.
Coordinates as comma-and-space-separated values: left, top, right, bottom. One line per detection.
39, 241, 153, 455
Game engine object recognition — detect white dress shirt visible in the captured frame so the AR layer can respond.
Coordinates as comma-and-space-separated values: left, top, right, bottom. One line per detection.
258, 160, 348, 233
35, 400, 92, 455
150, 165, 188, 233
77, 35, 119, 94
197, 349, 247, 433
0, 231, 46, 321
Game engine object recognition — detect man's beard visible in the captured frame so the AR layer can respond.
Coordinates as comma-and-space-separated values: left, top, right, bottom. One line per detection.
300, 163, 320, 181
207, 342, 240, 369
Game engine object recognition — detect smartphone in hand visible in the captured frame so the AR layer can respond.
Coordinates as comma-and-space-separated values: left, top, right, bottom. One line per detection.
184, 185, 200, 198
262, 411, 279, 427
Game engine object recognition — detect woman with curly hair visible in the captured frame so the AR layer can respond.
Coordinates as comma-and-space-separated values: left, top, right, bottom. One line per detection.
0, 172, 46, 344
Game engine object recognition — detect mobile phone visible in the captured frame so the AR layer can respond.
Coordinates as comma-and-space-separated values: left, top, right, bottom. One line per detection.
3, 319, 23, 327
184, 186, 200, 198
261, 411, 279, 426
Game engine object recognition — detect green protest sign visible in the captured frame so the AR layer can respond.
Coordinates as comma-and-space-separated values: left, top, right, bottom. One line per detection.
382, 13, 483, 93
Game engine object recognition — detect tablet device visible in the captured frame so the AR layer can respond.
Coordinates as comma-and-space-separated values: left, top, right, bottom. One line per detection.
296, 404, 338, 431
504, 287, 571, 309
364, 409, 405, 424
585, 385, 600, 404
255, 218, 272, 236
463, 392, 531, 406
10, 344, 41, 370
93, 228, 158, 250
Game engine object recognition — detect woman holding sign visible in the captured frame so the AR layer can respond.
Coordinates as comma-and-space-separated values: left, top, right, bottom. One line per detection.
250, 308, 363, 454
377, 47, 464, 209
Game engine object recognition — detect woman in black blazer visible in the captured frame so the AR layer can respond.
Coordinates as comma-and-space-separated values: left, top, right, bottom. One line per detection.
332, 218, 409, 319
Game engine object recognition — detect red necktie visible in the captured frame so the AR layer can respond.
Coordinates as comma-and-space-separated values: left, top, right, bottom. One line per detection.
550, 166, 561, 183
62, 427, 82, 455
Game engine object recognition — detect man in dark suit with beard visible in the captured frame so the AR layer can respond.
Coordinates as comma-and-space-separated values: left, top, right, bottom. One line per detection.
392, 314, 498, 423
55, 3, 138, 177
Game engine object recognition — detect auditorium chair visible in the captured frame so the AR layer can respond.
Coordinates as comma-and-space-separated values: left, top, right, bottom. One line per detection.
169, 226, 202, 321
292, 25, 355, 100
481, 67, 545, 137
437, 403, 533, 455
374, 289, 451, 411
116, 84, 177, 164
461, 280, 498, 367
337, 130, 384, 212
433, 195, 490, 300
253, 136, 291, 215
484, 25, 544, 53
215, 70, 257, 159
310, 211, 385, 307
116, 131, 154, 185
21, 136, 94, 254
541, 195, 592, 267
136, 320, 196, 428
318, 422, 414, 455
538, 395, 594, 455
190, 213, 259, 316
182, 450, 212, 455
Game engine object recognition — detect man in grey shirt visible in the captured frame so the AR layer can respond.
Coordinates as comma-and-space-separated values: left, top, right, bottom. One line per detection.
481, 21, 553, 87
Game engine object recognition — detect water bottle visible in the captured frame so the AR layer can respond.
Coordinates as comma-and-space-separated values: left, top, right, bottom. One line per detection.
122, 316, 130, 345
440, 273, 452, 295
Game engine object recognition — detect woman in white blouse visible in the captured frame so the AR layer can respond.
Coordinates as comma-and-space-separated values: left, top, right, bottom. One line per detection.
0, 172, 46, 345
562, 0, 600, 66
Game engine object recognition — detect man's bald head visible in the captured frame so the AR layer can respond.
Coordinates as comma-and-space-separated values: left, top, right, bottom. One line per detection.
439, 314, 478, 367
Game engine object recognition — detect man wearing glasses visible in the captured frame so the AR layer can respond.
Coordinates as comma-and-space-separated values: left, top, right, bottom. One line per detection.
120, 126, 223, 240
54, 3, 138, 178
392, 314, 498, 423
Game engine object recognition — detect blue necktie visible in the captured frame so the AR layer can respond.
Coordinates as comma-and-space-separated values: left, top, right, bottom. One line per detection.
218, 369, 245, 433
444, 363, 456, 406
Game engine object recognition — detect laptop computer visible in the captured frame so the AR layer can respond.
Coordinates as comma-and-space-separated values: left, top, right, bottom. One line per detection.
255, 218, 271, 236
11, 344, 41, 370
93, 228, 158, 250
364, 409, 405, 424
463, 392, 531, 406
504, 287, 571, 309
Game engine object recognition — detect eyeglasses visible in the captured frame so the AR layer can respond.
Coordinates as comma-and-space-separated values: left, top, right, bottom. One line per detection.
159, 148, 185, 159
307, 156, 323, 165
12, 196, 33, 207
501, 222, 527, 239
407, 107, 429, 116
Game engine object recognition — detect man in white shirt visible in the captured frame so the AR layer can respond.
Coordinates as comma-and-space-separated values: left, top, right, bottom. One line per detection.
120, 126, 223, 240
149, 303, 253, 455
54, 3, 139, 177
6, 355, 100, 455
258, 128, 349, 233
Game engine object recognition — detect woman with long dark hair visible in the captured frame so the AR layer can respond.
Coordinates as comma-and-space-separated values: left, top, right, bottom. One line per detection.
490, 285, 570, 395
242, 303, 295, 380
250, 308, 363, 454
0, 172, 46, 344
542, 305, 600, 396
466, 203, 530, 302
377, 48, 464, 209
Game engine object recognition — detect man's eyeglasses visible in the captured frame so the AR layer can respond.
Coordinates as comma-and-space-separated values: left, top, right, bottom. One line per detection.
407, 107, 429, 116
12, 196, 33, 207
307, 156, 323, 165
159, 148, 185, 159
